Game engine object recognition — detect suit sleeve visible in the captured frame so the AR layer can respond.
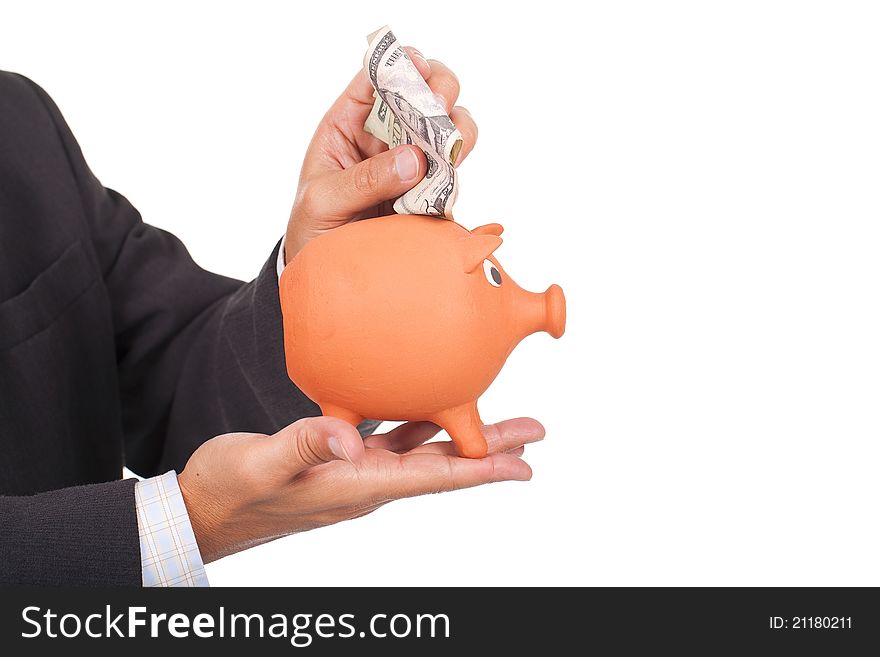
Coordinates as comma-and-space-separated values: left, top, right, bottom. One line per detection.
22, 77, 320, 476
0, 479, 141, 585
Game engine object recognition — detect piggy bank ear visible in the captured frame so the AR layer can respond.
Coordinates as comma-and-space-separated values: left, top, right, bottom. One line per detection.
471, 223, 505, 237
460, 234, 503, 273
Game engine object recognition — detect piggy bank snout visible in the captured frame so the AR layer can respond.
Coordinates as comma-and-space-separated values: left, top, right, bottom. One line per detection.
518, 283, 566, 339
544, 284, 566, 338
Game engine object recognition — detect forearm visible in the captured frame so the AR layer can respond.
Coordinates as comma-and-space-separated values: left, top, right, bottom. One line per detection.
0, 479, 141, 586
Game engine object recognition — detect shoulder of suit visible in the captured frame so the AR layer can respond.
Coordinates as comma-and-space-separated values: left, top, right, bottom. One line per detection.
0, 71, 62, 141
0, 70, 44, 104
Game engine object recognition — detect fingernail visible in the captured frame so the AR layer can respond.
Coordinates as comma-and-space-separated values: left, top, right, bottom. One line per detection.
394, 147, 419, 183
434, 93, 448, 110
328, 436, 353, 463
409, 49, 429, 71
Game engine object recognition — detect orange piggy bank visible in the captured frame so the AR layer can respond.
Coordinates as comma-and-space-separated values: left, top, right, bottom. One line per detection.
279, 215, 566, 458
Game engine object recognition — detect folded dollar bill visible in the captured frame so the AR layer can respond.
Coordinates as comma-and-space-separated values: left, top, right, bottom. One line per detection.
363, 25, 463, 217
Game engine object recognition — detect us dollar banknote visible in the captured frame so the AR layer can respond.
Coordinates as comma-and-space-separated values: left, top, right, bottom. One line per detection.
363, 26, 463, 217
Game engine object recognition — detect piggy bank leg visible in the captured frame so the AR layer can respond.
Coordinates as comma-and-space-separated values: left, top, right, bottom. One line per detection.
432, 403, 488, 459
319, 404, 364, 429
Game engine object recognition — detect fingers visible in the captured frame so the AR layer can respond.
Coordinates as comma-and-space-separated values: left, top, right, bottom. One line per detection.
415, 442, 527, 457
339, 46, 432, 109
404, 46, 430, 79
399, 56, 476, 167
339, 70, 380, 110
376, 452, 532, 500
310, 145, 427, 219
410, 417, 545, 456
271, 416, 365, 475
481, 417, 545, 453
334, 50, 462, 126
367, 417, 542, 456
363, 418, 544, 498
449, 106, 478, 164
327, 47, 474, 168
363, 421, 442, 453
338, 47, 456, 109
424, 59, 460, 112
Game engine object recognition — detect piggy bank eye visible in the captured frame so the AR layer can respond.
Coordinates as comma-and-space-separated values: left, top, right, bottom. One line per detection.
482, 259, 502, 287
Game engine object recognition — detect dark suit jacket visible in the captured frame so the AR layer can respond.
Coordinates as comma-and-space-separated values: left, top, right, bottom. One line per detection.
0, 72, 320, 585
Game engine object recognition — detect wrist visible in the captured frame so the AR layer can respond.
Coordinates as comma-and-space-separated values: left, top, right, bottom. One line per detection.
284, 229, 307, 264
178, 471, 235, 564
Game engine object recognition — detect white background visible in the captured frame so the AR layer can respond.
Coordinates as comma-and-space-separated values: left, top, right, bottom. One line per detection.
2, 1, 878, 586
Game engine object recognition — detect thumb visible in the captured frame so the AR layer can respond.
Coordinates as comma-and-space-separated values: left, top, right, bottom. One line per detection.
322, 145, 426, 218
272, 416, 365, 474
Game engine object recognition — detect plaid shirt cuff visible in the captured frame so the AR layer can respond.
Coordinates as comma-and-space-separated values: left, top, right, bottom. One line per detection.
134, 471, 209, 587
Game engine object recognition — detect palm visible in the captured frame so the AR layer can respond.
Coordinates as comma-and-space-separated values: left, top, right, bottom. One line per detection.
285, 419, 536, 528
179, 416, 540, 562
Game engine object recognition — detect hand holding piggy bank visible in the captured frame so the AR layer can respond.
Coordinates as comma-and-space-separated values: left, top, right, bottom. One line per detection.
279, 215, 566, 458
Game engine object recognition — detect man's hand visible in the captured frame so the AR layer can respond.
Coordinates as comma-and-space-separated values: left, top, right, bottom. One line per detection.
177, 417, 542, 563
284, 47, 478, 261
